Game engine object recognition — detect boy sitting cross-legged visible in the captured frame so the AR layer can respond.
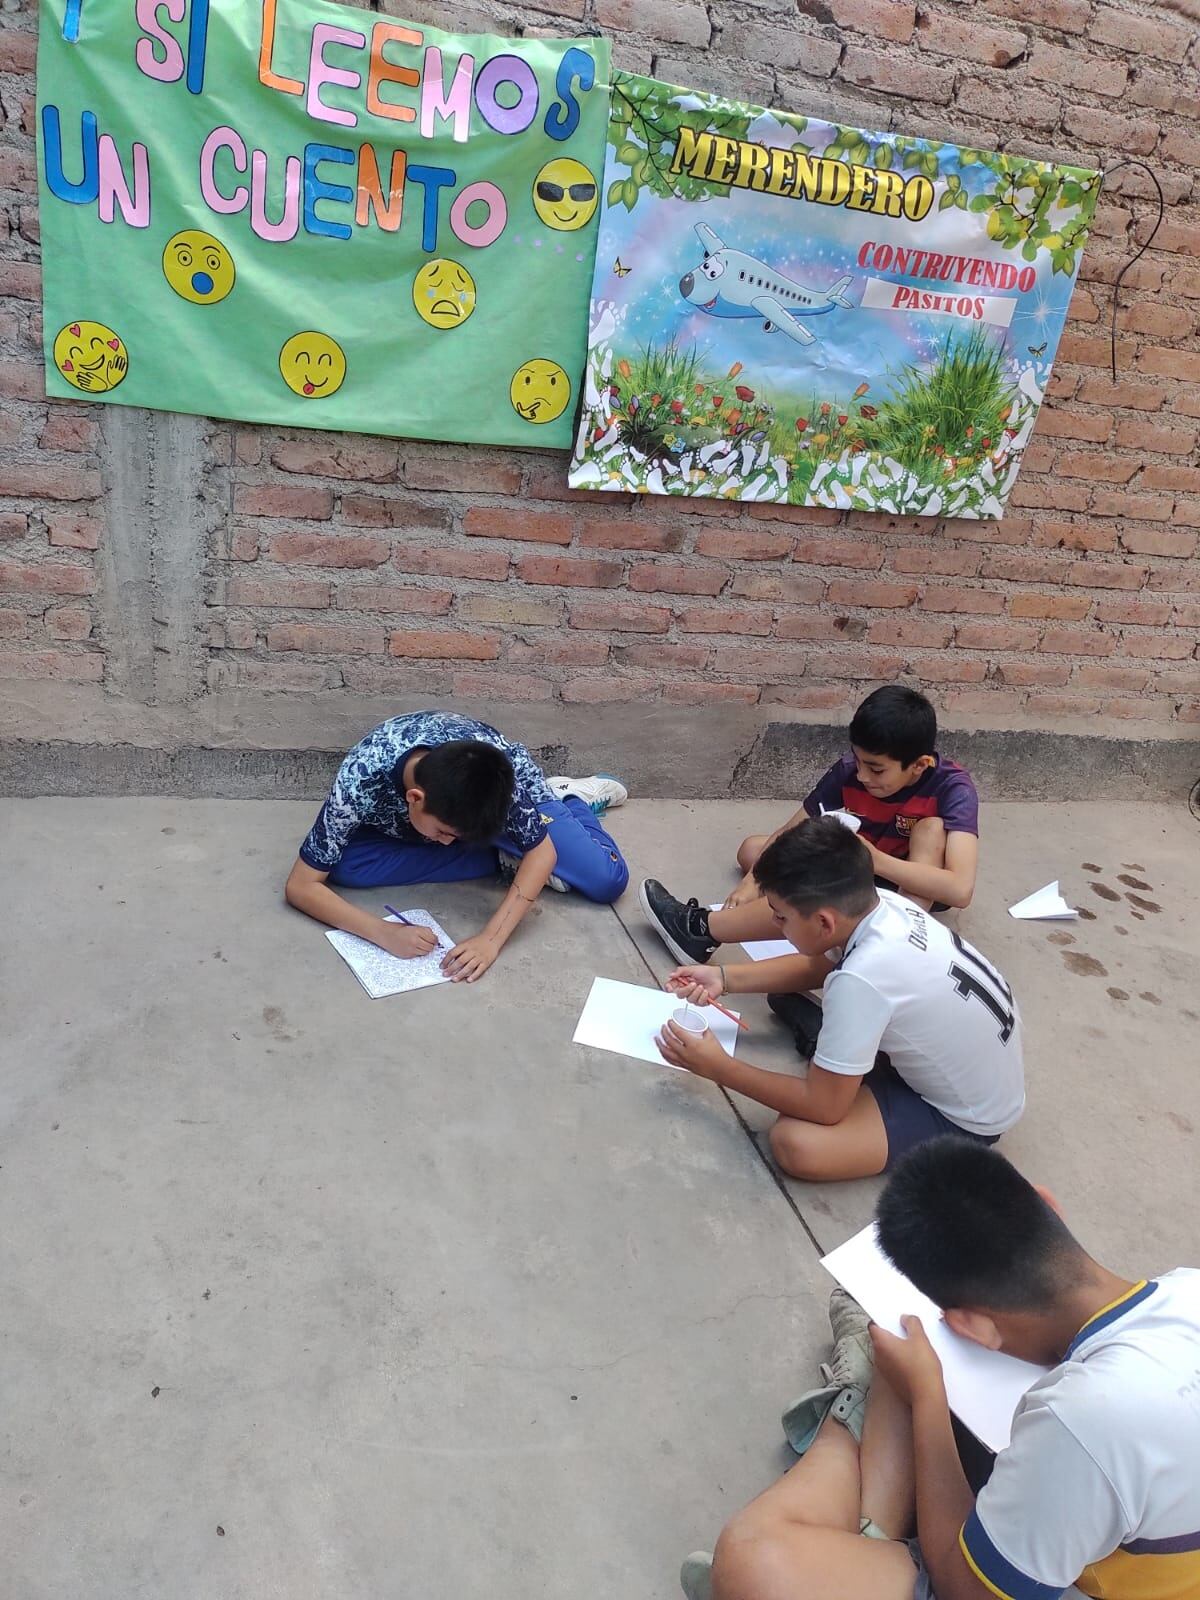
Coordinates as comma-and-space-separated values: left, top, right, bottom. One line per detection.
656, 818, 1023, 1181
682, 1137, 1200, 1600
641, 685, 979, 968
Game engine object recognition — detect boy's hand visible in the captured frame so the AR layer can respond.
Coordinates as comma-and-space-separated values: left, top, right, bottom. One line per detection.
375, 920, 439, 960
666, 965, 724, 1003
870, 1316, 946, 1406
656, 1019, 732, 1080
442, 932, 500, 983
724, 875, 761, 910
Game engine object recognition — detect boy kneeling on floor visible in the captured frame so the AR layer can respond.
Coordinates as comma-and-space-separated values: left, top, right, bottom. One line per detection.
656, 817, 1024, 1181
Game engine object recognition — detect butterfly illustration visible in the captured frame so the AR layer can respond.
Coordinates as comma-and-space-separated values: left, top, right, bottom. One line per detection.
613, 257, 631, 278
1028, 342, 1047, 357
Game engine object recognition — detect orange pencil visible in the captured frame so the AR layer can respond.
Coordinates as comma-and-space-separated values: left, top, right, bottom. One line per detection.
667, 984, 750, 1032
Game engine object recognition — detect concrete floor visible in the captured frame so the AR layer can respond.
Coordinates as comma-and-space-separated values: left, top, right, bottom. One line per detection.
2, 796, 1198, 1599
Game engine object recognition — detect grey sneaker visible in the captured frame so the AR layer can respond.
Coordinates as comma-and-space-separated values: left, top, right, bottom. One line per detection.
680, 1551, 713, 1600
781, 1289, 874, 1456
496, 849, 568, 893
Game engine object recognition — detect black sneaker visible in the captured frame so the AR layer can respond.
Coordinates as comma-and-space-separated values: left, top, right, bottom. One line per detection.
767, 991, 825, 1059
639, 879, 719, 964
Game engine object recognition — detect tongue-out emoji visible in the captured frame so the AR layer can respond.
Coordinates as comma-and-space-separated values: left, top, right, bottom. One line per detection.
278, 331, 347, 400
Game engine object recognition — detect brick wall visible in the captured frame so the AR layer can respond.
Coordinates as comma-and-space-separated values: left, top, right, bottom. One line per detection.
2, 0, 1199, 738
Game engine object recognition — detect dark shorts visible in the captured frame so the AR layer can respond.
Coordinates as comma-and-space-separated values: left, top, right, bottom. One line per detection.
864, 1055, 1000, 1170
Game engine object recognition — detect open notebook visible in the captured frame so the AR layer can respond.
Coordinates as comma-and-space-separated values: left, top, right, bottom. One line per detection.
326, 910, 455, 999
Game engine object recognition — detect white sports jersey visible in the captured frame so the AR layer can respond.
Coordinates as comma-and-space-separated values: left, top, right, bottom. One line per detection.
961, 1269, 1200, 1600
812, 889, 1024, 1136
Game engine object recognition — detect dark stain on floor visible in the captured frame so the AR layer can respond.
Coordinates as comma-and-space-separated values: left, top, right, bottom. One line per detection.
1118, 874, 1152, 891
1081, 862, 1101, 872
1047, 930, 1076, 946
1078, 908, 1096, 921
1090, 882, 1121, 902
1131, 911, 1145, 921
1063, 951, 1108, 978
1139, 992, 1162, 1006
1115, 925, 1128, 936
1125, 893, 1161, 913
1167, 1111, 1194, 1136
1122, 862, 1145, 872
1107, 987, 1129, 1001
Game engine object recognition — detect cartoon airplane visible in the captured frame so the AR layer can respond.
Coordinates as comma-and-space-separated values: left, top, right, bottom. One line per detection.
678, 223, 853, 345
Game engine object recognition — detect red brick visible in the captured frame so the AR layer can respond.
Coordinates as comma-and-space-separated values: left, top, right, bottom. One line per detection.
0, 258, 39, 296
616, 642, 711, 671
395, 546, 509, 581
791, 538, 883, 570
1009, 479, 1090, 513
456, 594, 560, 626
1095, 598, 1171, 625
339, 584, 454, 616
808, 650, 906, 679
231, 530, 260, 562
1067, 289, 1102, 324
1136, 347, 1200, 382
917, 9, 1026, 64
462, 507, 573, 546
1113, 416, 1196, 454
919, 586, 1005, 615
956, 78, 1059, 127
449, 670, 554, 701
694, 530, 792, 561
402, 447, 523, 495
981, 552, 1065, 583
223, 621, 258, 649
1120, 634, 1195, 660
994, 660, 1070, 687
0, 514, 28, 542
216, 659, 333, 692
827, 580, 917, 608
0, 646, 101, 682
1073, 663, 1151, 692
1028, 39, 1125, 95
1090, 5, 1192, 60
1063, 560, 1148, 590
905, 654, 988, 684
664, 681, 762, 705
516, 556, 622, 588
0, 611, 27, 638
729, 572, 826, 603
1174, 392, 1200, 419
0, 362, 45, 402
724, 21, 841, 73
628, 562, 726, 597
890, 546, 980, 577
47, 515, 102, 550
678, 603, 772, 635
983, 0, 1088, 27
1155, 215, 1200, 258
867, 617, 954, 648
595, 0, 710, 45
1139, 464, 1200, 493
569, 600, 670, 633
1076, 377, 1164, 411
578, 517, 682, 552
226, 577, 331, 608
1008, 593, 1091, 620
340, 496, 441, 529
1056, 330, 1139, 369
389, 629, 499, 660
1152, 666, 1200, 696
269, 438, 398, 480
1120, 527, 1197, 558
710, 645, 811, 679
269, 532, 389, 568
2, 465, 101, 501
268, 622, 382, 654
509, 639, 610, 668
43, 606, 92, 641
38, 411, 100, 453
235, 429, 262, 466
1054, 451, 1138, 483
775, 614, 866, 643
1038, 627, 1116, 656
841, 44, 956, 100
746, 505, 842, 527
1023, 692, 1106, 719
1172, 605, 1200, 628
234, 485, 334, 520
0, 29, 37, 71
1090, 490, 1173, 522
954, 620, 1042, 651
1128, 67, 1200, 116
561, 676, 656, 703
1032, 409, 1113, 444
1029, 518, 1117, 553
0, 561, 93, 596
1118, 302, 1196, 340
802, 0, 915, 41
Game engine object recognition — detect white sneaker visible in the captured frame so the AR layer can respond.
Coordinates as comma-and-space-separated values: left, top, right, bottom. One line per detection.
547, 773, 628, 815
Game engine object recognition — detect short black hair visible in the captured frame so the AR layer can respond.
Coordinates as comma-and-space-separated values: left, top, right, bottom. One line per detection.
876, 1138, 1087, 1312
850, 685, 937, 766
754, 815, 876, 916
412, 740, 514, 843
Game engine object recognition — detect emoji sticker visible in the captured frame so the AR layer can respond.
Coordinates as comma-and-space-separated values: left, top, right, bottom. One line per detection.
278, 332, 347, 399
52, 320, 129, 393
412, 258, 477, 330
531, 158, 598, 232
162, 229, 236, 305
510, 358, 570, 424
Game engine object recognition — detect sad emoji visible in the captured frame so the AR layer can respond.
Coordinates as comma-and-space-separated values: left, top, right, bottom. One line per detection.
413, 258, 477, 330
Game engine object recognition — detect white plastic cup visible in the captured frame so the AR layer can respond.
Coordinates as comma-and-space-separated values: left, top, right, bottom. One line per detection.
672, 1004, 709, 1036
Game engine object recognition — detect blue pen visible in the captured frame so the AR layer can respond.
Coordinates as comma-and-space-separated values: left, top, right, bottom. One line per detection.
384, 905, 444, 951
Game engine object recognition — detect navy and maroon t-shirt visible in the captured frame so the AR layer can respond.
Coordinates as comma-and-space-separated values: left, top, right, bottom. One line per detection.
803, 752, 979, 860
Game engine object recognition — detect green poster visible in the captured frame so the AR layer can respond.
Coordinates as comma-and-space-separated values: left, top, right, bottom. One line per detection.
36, 0, 610, 447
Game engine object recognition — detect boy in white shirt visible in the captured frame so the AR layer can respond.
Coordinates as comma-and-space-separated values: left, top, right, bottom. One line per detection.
657, 817, 1024, 1181
685, 1138, 1200, 1600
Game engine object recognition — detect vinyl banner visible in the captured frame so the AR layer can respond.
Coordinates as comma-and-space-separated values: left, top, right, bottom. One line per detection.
36, 0, 609, 447
569, 71, 1100, 517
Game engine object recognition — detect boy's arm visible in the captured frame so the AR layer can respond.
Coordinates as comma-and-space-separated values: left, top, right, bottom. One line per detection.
667, 953, 836, 1002
284, 859, 438, 959
443, 835, 557, 982
864, 830, 978, 909
655, 1022, 863, 1122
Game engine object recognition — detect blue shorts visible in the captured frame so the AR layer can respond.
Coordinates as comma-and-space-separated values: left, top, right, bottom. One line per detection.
864, 1055, 1000, 1170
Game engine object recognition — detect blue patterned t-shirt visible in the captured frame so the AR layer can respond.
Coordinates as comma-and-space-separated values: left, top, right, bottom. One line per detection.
298, 712, 555, 871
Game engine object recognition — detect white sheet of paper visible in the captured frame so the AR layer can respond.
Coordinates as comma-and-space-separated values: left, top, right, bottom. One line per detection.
708, 904, 796, 964
573, 977, 741, 1068
326, 910, 455, 999
820, 805, 863, 834
1008, 880, 1078, 921
821, 1224, 1048, 1452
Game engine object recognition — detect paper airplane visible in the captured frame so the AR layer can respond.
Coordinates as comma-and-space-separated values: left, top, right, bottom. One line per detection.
1008, 880, 1077, 920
